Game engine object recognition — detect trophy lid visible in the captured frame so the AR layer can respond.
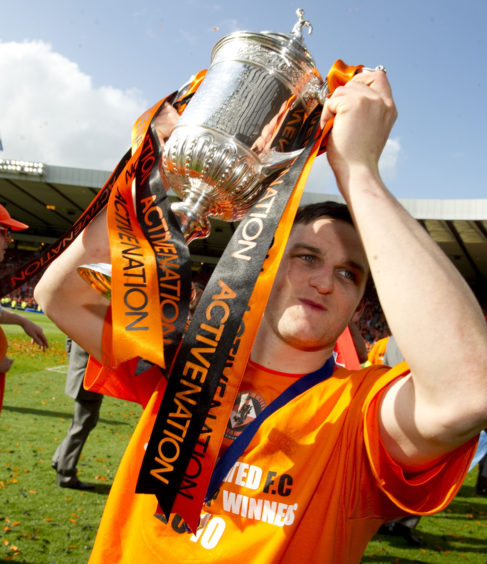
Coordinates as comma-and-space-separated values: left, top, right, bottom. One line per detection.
261, 8, 314, 58
262, 8, 314, 60
211, 8, 319, 73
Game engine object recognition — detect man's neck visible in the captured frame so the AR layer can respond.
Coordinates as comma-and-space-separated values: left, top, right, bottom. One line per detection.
251, 323, 335, 375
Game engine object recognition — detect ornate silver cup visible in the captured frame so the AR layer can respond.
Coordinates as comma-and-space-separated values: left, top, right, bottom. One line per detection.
79, 9, 329, 295
164, 8, 327, 242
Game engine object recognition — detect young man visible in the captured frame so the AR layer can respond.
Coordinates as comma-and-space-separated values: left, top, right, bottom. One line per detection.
34, 70, 487, 563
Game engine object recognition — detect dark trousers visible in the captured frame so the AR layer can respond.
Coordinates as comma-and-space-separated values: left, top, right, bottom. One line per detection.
52, 396, 103, 485
479, 451, 487, 478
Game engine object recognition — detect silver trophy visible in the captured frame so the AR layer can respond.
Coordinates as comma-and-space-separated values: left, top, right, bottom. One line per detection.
165, 8, 329, 242
79, 9, 330, 296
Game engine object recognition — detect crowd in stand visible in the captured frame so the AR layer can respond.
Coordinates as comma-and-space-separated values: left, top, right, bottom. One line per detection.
357, 288, 390, 349
2, 247, 393, 343
1, 248, 43, 310
5, 247, 486, 348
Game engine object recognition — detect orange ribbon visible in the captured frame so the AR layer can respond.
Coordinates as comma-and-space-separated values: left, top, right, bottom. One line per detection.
108, 98, 169, 369
107, 73, 207, 370
326, 59, 364, 93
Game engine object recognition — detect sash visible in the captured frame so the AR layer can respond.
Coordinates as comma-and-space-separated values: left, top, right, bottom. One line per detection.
0, 150, 130, 298
136, 106, 329, 531
107, 95, 191, 370
106, 71, 207, 370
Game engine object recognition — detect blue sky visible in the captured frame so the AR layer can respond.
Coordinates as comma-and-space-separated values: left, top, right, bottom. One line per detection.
0, 0, 486, 200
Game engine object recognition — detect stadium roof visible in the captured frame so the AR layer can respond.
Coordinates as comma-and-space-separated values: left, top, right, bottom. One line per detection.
1, 160, 486, 292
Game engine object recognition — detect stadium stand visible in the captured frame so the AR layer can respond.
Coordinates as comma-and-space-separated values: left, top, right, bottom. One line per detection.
1, 160, 486, 342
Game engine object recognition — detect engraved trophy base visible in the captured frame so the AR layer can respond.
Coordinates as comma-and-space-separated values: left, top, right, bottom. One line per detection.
78, 263, 113, 300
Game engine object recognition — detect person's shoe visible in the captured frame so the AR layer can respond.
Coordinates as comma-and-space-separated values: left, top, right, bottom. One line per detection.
58, 478, 95, 491
378, 522, 397, 536
53, 463, 93, 490
398, 525, 422, 547
378, 522, 421, 547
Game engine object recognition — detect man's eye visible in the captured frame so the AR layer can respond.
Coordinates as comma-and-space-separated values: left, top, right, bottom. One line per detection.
339, 269, 357, 282
298, 254, 315, 263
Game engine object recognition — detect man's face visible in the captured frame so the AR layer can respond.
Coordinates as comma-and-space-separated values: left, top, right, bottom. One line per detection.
262, 217, 369, 352
0, 226, 11, 262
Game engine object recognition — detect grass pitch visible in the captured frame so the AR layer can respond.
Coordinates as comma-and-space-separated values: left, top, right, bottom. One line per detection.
0, 311, 486, 563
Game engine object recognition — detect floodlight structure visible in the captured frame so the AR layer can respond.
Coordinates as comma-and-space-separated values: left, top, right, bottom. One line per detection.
0, 159, 45, 176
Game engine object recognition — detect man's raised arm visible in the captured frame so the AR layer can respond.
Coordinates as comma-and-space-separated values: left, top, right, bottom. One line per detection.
322, 70, 487, 467
35, 102, 181, 363
34, 208, 110, 361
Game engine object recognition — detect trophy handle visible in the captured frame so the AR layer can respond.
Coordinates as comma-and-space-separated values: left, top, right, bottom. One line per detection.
260, 147, 304, 177
291, 8, 313, 41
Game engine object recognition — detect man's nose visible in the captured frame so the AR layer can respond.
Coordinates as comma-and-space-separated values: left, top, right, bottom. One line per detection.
309, 266, 334, 294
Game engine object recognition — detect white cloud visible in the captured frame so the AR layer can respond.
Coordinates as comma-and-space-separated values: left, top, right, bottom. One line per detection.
0, 39, 402, 189
0, 40, 148, 170
379, 137, 400, 183
217, 18, 241, 32
305, 137, 401, 195
305, 153, 336, 195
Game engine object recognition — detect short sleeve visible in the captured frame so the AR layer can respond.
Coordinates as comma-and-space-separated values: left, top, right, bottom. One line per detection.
363, 373, 478, 515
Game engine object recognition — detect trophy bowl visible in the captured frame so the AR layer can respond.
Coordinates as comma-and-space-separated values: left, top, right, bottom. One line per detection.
163, 8, 327, 242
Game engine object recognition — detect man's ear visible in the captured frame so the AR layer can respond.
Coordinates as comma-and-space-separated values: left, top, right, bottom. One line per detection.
351, 301, 366, 324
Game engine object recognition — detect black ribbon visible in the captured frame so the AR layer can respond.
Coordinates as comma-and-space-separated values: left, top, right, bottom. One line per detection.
134, 104, 192, 371
136, 107, 323, 518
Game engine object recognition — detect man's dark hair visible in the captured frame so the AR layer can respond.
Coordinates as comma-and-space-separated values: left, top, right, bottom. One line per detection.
293, 200, 371, 298
293, 201, 354, 227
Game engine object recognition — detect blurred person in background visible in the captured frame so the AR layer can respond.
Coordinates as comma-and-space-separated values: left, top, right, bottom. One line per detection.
0, 204, 48, 366
52, 337, 102, 490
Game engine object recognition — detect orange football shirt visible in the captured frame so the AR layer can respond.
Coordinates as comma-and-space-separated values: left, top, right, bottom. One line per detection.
86, 359, 476, 564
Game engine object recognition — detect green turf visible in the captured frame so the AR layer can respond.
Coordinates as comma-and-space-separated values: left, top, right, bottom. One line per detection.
1, 311, 141, 563
0, 311, 486, 563
364, 476, 487, 562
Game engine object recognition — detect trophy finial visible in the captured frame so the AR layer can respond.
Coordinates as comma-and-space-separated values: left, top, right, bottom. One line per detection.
292, 8, 312, 41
